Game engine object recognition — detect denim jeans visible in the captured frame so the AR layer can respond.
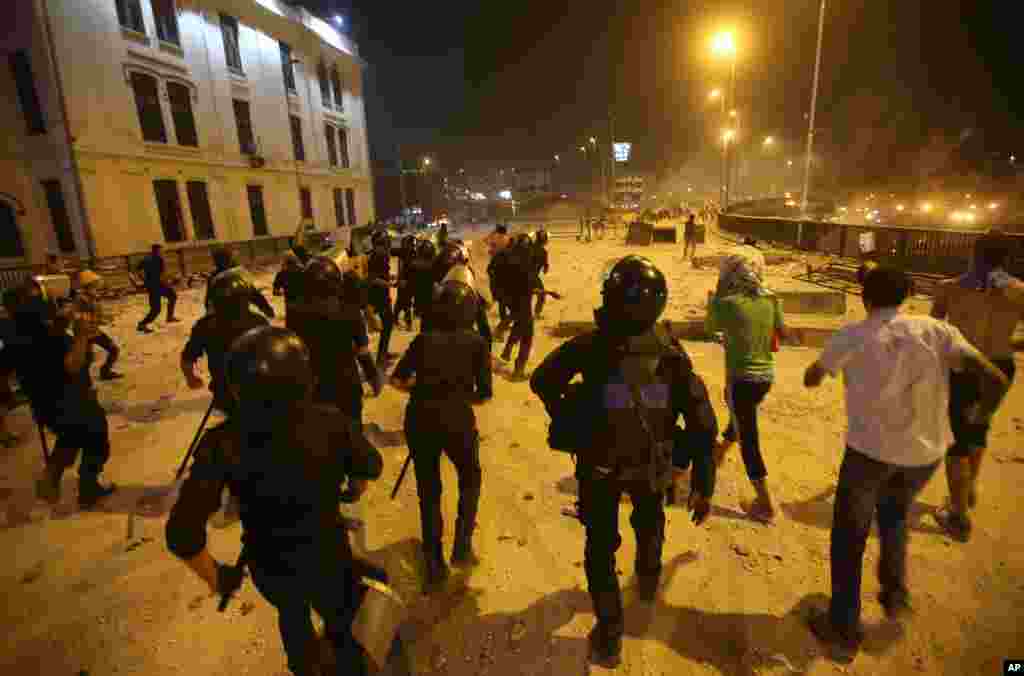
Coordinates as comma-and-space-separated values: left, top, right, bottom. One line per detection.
723, 378, 772, 481
829, 447, 938, 635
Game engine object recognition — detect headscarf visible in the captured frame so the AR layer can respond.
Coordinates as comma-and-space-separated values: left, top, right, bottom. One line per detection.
715, 245, 770, 298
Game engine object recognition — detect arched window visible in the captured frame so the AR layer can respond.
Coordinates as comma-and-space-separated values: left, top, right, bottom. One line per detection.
130, 72, 167, 143
0, 200, 26, 258
317, 61, 331, 107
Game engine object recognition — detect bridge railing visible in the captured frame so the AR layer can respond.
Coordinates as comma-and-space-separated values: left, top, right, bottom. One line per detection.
718, 214, 1024, 276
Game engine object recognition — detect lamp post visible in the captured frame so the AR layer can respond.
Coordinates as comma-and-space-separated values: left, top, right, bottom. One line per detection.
711, 31, 737, 210
799, 0, 827, 245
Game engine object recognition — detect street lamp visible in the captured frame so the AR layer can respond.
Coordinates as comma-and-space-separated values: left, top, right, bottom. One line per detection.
589, 137, 597, 145
711, 30, 738, 210
722, 129, 736, 143
708, 89, 722, 100
763, 136, 774, 146
554, 154, 560, 162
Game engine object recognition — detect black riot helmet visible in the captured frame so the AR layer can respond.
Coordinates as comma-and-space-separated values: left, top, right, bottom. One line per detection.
432, 280, 479, 331
401, 234, 417, 253
226, 327, 313, 411
417, 238, 437, 261
209, 269, 253, 316
303, 255, 343, 296
211, 245, 237, 272
513, 233, 532, 248
371, 229, 391, 251
596, 255, 668, 337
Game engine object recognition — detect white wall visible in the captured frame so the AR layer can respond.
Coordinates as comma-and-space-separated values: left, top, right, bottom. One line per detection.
1, 0, 375, 260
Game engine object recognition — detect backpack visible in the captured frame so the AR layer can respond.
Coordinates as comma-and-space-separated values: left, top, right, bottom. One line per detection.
547, 323, 684, 491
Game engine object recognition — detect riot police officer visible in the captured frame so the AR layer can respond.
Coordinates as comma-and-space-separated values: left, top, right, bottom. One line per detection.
391, 280, 493, 592
166, 326, 385, 676
529, 256, 719, 667
288, 256, 383, 428
204, 247, 275, 319
0, 280, 117, 508
430, 241, 494, 353
182, 269, 270, 415
531, 229, 551, 319
498, 233, 537, 380
366, 231, 396, 364
393, 234, 418, 330
409, 239, 438, 328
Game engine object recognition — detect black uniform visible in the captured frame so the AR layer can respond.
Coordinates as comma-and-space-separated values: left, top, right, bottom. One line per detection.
531, 242, 550, 317
181, 311, 270, 413
288, 297, 372, 427
499, 244, 537, 373
424, 262, 494, 354
393, 242, 417, 327
487, 248, 512, 322
393, 330, 491, 577
205, 266, 275, 319
409, 255, 436, 324
166, 405, 384, 676
0, 305, 113, 505
530, 324, 718, 650
137, 252, 177, 328
366, 250, 395, 363
273, 267, 304, 305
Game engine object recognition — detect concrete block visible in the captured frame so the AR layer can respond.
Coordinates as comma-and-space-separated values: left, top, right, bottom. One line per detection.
775, 291, 847, 315
652, 227, 677, 243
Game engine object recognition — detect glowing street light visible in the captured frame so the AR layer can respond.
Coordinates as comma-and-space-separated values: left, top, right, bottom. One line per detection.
920, 202, 933, 213
989, 202, 999, 210
763, 136, 774, 146
711, 31, 736, 57
579, 146, 586, 152
332, 15, 344, 27
589, 137, 597, 145
896, 204, 905, 212
554, 154, 560, 162
422, 157, 431, 167
787, 159, 794, 167
729, 109, 738, 118
722, 129, 736, 143
708, 88, 722, 100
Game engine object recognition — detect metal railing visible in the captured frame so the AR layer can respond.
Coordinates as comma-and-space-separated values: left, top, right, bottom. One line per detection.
718, 214, 1024, 276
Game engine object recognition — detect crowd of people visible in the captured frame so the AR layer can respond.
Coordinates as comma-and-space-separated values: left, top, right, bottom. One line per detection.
0, 226, 1020, 674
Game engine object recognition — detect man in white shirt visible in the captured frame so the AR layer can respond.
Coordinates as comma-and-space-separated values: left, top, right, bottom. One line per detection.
802, 265, 1009, 660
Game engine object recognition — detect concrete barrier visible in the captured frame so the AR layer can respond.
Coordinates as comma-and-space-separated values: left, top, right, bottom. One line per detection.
775, 291, 847, 315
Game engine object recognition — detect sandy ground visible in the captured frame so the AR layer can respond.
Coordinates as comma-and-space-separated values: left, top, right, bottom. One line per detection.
1, 224, 1022, 676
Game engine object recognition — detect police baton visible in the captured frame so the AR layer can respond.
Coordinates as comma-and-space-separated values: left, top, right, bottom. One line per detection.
390, 453, 412, 500
175, 399, 216, 480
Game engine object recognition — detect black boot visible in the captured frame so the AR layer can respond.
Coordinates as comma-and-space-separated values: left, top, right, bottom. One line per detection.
588, 591, 624, 667
636, 573, 660, 602
423, 546, 449, 593
35, 465, 65, 504
79, 475, 117, 509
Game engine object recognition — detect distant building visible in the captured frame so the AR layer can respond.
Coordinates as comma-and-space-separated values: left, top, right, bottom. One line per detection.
614, 175, 645, 209
0, 0, 374, 266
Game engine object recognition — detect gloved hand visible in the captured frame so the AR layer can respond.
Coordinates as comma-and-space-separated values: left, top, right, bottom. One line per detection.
988, 269, 1012, 290
687, 492, 711, 526
215, 561, 246, 598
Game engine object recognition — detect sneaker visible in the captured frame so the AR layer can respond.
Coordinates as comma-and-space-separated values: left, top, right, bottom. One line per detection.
935, 507, 972, 543
423, 557, 450, 594
137, 324, 153, 334
807, 608, 862, 663
166, 317, 181, 324
99, 370, 124, 381
741, 496, 776, 523
78, 480, 117, 509
587, 625, 623, 668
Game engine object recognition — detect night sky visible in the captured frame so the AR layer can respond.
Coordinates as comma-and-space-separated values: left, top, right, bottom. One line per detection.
301, 0, 1020, 184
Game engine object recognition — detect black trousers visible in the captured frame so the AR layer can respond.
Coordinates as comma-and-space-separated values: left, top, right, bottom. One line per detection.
405, 401, 482, 560
947, 357, 1016, 456
394, 281, 414, 324
315, 382, 364, 430
90, 331, 120, 374
829, 448, 938, 635
139, 284, 177, 327
503, 294, 534, 369
577, 466, 666, 636
250, 550, 387, 676
722, 378, 772, 481
39, 394, 111, 482
367, 286, 394, 362
533, 277, 546, 317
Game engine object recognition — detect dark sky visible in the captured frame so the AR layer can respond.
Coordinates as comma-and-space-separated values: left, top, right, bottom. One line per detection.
301, 1, 1020, 182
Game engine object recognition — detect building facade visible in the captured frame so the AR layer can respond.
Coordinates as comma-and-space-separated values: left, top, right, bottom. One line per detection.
0, 0, 374, 267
